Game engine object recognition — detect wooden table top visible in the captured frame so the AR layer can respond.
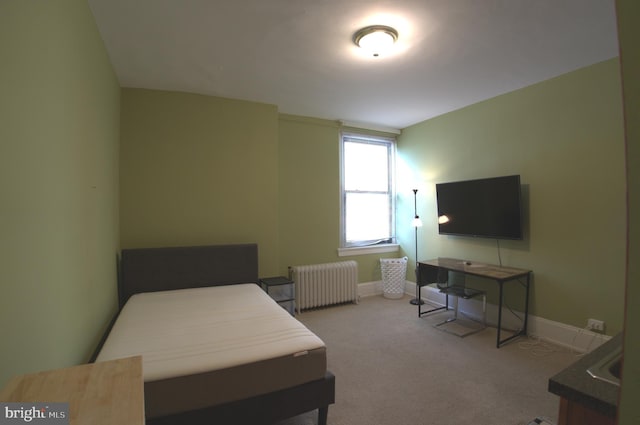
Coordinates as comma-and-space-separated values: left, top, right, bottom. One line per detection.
1, 356, 144, 425
420, 257, 531, 281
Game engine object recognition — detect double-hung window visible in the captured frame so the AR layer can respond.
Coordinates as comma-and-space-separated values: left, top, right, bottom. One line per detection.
340, 133, 396, 248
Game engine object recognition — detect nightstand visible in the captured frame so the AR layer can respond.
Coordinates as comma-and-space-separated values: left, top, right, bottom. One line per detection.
260, 276, 295, 315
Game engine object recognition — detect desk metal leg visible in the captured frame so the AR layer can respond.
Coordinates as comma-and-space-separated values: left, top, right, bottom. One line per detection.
523, 273, 530, 335
418, 291, 449, 317
497, 282, 504, 348
496, 273, 531, 347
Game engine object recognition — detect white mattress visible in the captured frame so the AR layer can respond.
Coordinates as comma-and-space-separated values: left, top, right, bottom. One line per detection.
96, 284, 326, 382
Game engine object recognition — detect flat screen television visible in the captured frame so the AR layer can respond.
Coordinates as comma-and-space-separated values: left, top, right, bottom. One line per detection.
436, 175, 523, 240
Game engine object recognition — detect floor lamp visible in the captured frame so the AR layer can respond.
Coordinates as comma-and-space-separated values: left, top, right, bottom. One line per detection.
409, 189, 424, 305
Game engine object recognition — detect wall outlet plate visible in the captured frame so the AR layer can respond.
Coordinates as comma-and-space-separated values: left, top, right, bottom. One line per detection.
587, 318, 605, 332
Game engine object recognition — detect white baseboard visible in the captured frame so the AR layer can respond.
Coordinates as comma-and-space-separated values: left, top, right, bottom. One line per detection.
358, 281, 610, 353
358, 280, 383, 298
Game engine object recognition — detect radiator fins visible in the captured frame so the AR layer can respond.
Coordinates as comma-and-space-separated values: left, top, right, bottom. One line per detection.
289, 261, 358, 312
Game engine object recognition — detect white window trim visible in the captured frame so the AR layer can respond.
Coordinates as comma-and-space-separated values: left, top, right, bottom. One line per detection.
339, 132, 397, 250
337, 243, 400, 257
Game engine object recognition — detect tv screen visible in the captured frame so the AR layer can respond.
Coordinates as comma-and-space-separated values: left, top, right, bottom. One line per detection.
436, 175, 523, 240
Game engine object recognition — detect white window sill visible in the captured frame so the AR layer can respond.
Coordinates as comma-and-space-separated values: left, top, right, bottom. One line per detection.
337, 244, 400, 257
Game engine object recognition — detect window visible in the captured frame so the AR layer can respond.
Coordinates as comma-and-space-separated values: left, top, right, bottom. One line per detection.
340, 133, 396, 248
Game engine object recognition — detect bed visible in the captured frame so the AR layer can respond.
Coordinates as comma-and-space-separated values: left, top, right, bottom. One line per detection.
94, 243, 335, 425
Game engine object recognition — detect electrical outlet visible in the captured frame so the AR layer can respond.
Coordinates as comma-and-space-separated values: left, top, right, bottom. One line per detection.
587, 318, 605, 332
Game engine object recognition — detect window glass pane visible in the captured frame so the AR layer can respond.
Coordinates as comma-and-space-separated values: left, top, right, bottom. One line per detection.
344, 142, 388, 191
345, 192, 390, 242
341, 133, 395, 248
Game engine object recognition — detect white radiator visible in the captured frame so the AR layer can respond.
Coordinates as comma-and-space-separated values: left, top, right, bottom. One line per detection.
289, 261, 358, 312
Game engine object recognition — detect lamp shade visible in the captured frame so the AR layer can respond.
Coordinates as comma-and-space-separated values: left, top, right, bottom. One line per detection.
438, 215, 450, 224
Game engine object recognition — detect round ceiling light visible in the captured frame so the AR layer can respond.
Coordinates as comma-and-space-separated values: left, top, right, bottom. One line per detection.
353, 25, 398, 57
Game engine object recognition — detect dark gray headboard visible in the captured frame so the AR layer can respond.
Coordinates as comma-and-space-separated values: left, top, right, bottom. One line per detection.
118, 244, 259, 308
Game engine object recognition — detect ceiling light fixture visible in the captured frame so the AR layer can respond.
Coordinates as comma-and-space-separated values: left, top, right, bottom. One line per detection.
353, 25, 398, 57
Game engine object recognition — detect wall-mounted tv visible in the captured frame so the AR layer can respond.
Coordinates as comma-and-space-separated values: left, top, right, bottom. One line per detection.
436, 175, 523, 240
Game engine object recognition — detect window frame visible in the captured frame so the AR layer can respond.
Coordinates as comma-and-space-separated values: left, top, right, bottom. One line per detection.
339, 132, 397, 250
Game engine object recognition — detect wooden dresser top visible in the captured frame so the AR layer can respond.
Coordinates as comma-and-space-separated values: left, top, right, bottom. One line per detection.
1, 356, 144, 425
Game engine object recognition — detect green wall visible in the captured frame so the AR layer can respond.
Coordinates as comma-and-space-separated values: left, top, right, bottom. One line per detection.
0, 0, 120, 386
277, 115, 341, 269
119, 95, 396, 285
616, 0, 640, 422
277, 115, 404, 283
119, 89, 280, 277
397, 59, 626, 335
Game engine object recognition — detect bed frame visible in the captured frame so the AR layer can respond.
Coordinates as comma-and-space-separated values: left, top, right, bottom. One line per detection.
110, 243, 335, 425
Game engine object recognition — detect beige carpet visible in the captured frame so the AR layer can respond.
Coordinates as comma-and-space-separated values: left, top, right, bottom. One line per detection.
277, 294, 578, 425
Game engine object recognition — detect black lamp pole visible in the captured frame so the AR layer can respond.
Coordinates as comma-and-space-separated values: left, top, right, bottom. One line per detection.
409, 189, 424, 305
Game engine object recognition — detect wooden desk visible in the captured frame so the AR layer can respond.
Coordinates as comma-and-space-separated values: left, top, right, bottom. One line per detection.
0, 356, 144, 425
418, 258, 531, 347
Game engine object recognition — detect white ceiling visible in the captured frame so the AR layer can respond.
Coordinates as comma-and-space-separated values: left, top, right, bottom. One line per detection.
87, 0, 619, 130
